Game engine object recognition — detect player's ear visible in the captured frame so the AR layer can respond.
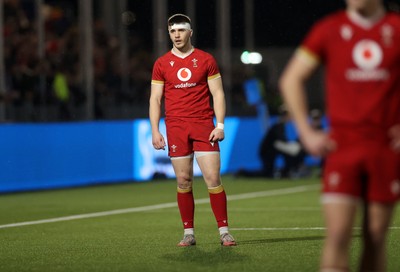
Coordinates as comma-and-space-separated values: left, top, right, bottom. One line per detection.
190, 30, 193, 37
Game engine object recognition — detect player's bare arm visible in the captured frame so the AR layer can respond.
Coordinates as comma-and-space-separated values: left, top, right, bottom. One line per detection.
279, 49, 336, 157
149, 83, 166, 150
208, 77, 226, 143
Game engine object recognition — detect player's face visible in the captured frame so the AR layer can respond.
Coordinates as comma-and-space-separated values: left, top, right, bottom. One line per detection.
169, 27, 192, 51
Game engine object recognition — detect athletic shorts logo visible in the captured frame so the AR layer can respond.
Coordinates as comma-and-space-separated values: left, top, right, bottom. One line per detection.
171, 144, 177, 153
353, 39, 382, 70
328, 171, 340, 189
177, 68, 192, 82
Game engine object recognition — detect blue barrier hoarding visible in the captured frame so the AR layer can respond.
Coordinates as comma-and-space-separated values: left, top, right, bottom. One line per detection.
0, 121, 135, 192
0, 118, 265, 193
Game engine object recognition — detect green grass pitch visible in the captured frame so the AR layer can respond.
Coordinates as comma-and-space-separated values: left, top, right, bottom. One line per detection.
0, 176, 399, 271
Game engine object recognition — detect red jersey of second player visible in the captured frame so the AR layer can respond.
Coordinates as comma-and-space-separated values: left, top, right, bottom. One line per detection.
151, 48, 220, 120
300, 11, 400, 132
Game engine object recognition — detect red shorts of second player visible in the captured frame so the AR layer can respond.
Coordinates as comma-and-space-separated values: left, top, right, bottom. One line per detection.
165, 118, 220, 157
322, 128, 400, 203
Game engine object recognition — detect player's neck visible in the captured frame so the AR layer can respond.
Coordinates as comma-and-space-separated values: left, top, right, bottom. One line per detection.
347, 5, 385, 29
172, 45, 194, 58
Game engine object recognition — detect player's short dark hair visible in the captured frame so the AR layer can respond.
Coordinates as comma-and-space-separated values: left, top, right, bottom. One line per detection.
167, 14, 192, 27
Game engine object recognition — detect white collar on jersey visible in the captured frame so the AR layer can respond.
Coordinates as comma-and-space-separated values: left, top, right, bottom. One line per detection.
346, 8, 385, 30
171, 46, 194, 59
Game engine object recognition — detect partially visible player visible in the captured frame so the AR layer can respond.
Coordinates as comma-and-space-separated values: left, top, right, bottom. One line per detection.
279, 0, 400, 271
149, 14, 236, 247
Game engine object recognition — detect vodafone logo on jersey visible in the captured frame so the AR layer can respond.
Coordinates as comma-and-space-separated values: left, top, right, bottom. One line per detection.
353, 40, 382, 70
346, 39, 389, 81
174, 67, 197, 88
177, 68, 192, 81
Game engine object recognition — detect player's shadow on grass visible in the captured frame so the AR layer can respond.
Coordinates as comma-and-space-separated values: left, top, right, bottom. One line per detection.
238, 234, 361, 245
238, 235, 325, 245
162, 246, 248, 267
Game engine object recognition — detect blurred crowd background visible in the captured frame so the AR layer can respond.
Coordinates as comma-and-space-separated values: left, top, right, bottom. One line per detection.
2, 0, 154, 122
1, 0, 399, 123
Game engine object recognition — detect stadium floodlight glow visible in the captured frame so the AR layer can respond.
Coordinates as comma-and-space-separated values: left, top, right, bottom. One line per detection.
240, 51, 263, 64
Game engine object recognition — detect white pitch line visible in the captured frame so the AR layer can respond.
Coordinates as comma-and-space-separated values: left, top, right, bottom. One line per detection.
232, 227, 326, 231
231, 226, 400, 231
0, 184, 319, 229
0, 202, 177, 229
226, 184, 319, 201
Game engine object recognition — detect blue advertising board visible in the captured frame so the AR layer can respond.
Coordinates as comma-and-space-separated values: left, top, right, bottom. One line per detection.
0, 121, 135, 192
0, 118, 264, 193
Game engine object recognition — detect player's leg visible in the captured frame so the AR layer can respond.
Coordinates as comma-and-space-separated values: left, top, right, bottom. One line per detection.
320, 198, 358, 272
359, 144, 399, 270
171, 155, 196, 246
320, 138, 365, 271
196, 152, 225, 228
196, 152, 236, 246
359, 202, 395, 272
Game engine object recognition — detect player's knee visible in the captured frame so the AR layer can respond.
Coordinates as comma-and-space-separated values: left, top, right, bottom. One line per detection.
326, 229, 351, 249
364, 225, 387, 246
176, 174, 192, 188
202, 172, 220, 187
204, 176, 221, 188
208, 181, 221, 188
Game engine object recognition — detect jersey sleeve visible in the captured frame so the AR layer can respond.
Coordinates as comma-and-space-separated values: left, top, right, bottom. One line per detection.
151, 58, 164, 85
206, 55, 221, 81
297, 19, 330, 65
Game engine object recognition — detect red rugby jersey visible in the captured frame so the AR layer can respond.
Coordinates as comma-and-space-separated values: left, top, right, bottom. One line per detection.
151, 48, 221, 120
300, 11, 400, 130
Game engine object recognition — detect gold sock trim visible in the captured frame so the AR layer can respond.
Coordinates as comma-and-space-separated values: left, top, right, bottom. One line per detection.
208, 184, 224, 194
177, 187, 192, 193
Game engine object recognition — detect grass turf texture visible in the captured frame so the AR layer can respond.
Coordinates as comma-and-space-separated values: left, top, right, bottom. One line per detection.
0, 176, 399, 272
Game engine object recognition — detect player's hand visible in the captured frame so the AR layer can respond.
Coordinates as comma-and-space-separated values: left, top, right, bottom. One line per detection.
388, 124, 400, 153
152, 131, 166, 150
300, 128, 336, 157
209, 127, 224, 143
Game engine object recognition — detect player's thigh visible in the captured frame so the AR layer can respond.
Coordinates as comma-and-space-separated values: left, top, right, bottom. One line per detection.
171, 156, 194, 185
365, 202, 396, 235
367, 145, 400, 202
323, 201, 358, 238
195, 152, 221, 186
